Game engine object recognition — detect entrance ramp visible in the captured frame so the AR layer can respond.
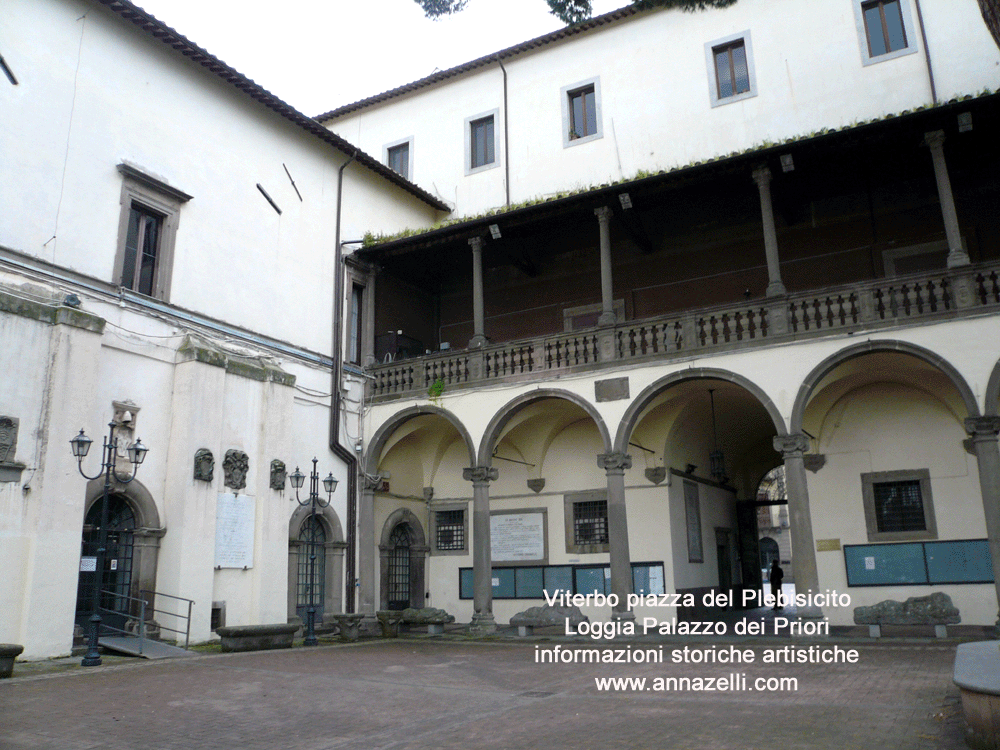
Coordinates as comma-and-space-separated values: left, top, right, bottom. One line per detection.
99, 636, 194, 660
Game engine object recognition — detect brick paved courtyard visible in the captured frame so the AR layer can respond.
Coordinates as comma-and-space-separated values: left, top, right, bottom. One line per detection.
0, 638, 966, 750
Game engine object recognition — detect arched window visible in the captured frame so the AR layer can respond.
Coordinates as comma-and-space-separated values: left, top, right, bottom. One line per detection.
387, 523, 413, 610
296, 516, 327, 622
75, 494, 136, 631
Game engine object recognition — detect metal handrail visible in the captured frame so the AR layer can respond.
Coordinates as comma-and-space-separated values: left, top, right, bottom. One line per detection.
96, 589, 148, 654
141, 590, 195, 650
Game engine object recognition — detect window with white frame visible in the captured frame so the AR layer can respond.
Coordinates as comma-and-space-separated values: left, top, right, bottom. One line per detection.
384, 138, 412, 180
705, 31, 757, 107
561, 77, 603, 147
114, 164, 190, 301
465, 109, 499, 174
853, 0, 918, 65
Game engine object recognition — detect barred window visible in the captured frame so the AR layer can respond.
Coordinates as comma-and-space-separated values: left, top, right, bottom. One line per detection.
873, 480, 925, 533
436, 509, 465, 551
573, 500, 609, 546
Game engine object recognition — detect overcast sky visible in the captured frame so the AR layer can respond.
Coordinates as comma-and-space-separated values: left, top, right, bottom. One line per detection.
133, 0, 626, 117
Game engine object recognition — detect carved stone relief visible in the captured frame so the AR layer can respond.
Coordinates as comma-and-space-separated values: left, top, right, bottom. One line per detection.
224, 449, 249, 491
0, 417, 17, 464
270, 459, 286, 490
194, 449, 214, 482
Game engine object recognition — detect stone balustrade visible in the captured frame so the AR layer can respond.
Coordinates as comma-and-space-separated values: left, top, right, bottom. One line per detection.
370, 263, 1000, 400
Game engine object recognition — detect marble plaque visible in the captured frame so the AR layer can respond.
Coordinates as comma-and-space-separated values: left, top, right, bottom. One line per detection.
491, 512, 545, 562
215, 493, 255, 568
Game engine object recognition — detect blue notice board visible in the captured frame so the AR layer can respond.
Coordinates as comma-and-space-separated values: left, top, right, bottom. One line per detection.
925, 540, 993, 584
844, 539, 994, 587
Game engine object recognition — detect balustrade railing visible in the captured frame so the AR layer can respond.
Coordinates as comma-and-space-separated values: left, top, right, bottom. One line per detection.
369, 263, 1000, 399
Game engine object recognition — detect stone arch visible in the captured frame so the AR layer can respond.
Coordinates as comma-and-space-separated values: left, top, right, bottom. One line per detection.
365, 405, 475, 475
614, 368, 787, 454
477, 388, 612, 467
79, 477, 164, 631
986, 357, 1000, 417
287, 505, 347, 622
378, 508, 428, 611
789, 340, 980, 433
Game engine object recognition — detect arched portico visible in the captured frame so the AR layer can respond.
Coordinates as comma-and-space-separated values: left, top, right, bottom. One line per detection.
359, 406, 474, 619
378, 508, 428, 611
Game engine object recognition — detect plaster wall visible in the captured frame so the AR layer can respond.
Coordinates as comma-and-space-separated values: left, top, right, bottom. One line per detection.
326, 0, 1000, 217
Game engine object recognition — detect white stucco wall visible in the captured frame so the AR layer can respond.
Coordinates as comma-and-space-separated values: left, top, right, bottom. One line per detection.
326, 0, 1000, 218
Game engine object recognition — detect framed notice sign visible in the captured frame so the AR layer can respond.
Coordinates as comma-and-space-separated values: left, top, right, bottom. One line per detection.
490, 510, 547, 564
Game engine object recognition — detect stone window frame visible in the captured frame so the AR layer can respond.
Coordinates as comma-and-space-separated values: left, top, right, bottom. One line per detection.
861, 468, 937, 542
383, 136, 413, 181
704, 31, 757, 108
561, 76, 603, 148
114, 163, 191, 302
564, 489, 610, 555
430, 501, 469, 556
852, 0, 919, 67
465, 108, 500, 175
344, 260, 375, 367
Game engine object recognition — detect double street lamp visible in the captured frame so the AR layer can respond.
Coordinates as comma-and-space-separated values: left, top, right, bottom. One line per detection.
289, 458, 337, 646
70, 421, 148, 667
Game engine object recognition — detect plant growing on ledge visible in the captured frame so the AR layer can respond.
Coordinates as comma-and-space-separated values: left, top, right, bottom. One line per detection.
428, 378, 445, 404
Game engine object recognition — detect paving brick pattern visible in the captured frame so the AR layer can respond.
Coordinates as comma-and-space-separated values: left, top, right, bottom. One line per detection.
0, 639, 965, 750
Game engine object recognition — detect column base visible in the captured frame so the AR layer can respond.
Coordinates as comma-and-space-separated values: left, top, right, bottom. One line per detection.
468, 613, 497, 635
468, 335, 489, 349
610, 609, 635, 623
946, 249, 971, 268
765, 280, 787, 297
797, 605, 824, 621
597, 311, 617, 327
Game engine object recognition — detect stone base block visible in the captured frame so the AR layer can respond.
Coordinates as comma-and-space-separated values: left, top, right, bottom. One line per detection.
332, 614, 364, 642
467, 613, 496, 635
427, 624, 444, 635
376, 611, 403, 638
216, 623, 298, 652
0, 644, 24, 678
869, 625, 881, 638
517, 625, 534, 637
935, 624, 948, 639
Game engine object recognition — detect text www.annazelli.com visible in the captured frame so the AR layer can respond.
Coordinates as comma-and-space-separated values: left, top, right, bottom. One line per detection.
594, 674, 798, 692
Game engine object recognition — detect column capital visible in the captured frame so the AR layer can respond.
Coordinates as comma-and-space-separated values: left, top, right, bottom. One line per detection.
773, 433, 811, 458
598, 452, 632, 473
966, 416, 1000, 440
594, 205, 613, 224
363, 475, 383, 492
924, 129, 946, 150
468, 235, 485, 252
752, 165, 772, 187
463, 466, 499, 484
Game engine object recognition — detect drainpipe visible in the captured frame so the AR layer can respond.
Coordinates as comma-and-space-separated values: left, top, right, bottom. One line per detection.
332, 150, 358, 613
912, 0, 937, 104
497, 55, 511, 207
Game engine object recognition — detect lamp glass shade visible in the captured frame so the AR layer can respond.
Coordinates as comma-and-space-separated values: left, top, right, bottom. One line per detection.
289, 467, 305, 489
128, 439, 149, 465
322, 473, 338, 494
710, 449, 725, 482
70, 430, 93, 458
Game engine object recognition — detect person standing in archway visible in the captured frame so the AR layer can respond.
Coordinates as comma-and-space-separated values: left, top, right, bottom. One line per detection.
769, 559, 784, 610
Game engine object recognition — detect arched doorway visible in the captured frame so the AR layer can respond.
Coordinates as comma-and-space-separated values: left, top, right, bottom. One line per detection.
75, 494, 136, 633
296, 516, 327, 622
759, 537, 780, 571
287, 505, 346, 625
379, 509, 427, 611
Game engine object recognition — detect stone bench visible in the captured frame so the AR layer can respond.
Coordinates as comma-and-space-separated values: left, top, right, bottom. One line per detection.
510, 604, 588, 637
216, 623, 299, 652
0, 644, 24, 678
954, 641, 1000, 749
853, 592, 960, 638
400, 607, 454, 635
376, 611, 404, 638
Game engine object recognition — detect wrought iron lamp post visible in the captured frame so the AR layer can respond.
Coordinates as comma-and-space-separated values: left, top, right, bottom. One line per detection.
289, 458, 337, 646
69, 422, 148, 667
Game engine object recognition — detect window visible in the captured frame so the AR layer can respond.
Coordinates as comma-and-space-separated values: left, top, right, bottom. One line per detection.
435, 509, 465, 551
384, 138, 412, 180
465, 110, 500, 174
574, 500, 608, 545
114, 164, 190, 301
853, 0, 917, 65
561, 77, 603, 147
684, 480, 703, 563
431, 504, 468, 555
861, 469, 937, 541
704, 32, 757, 107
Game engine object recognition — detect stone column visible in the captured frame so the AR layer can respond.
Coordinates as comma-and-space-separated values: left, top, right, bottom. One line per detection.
752, 167, 787, 297
773, 433, 822, 619
358, 478, 378, 615
965, 416, 1000, 631
595, 206, 616, 326
468, 237, 488, 348
599, 452, 634, 620
463, 465, 499, 633
925, 131, 970, 268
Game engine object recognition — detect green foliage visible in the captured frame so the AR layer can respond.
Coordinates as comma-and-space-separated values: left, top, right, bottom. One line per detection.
413, 0, 737, 25
428, 378, 446, 403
